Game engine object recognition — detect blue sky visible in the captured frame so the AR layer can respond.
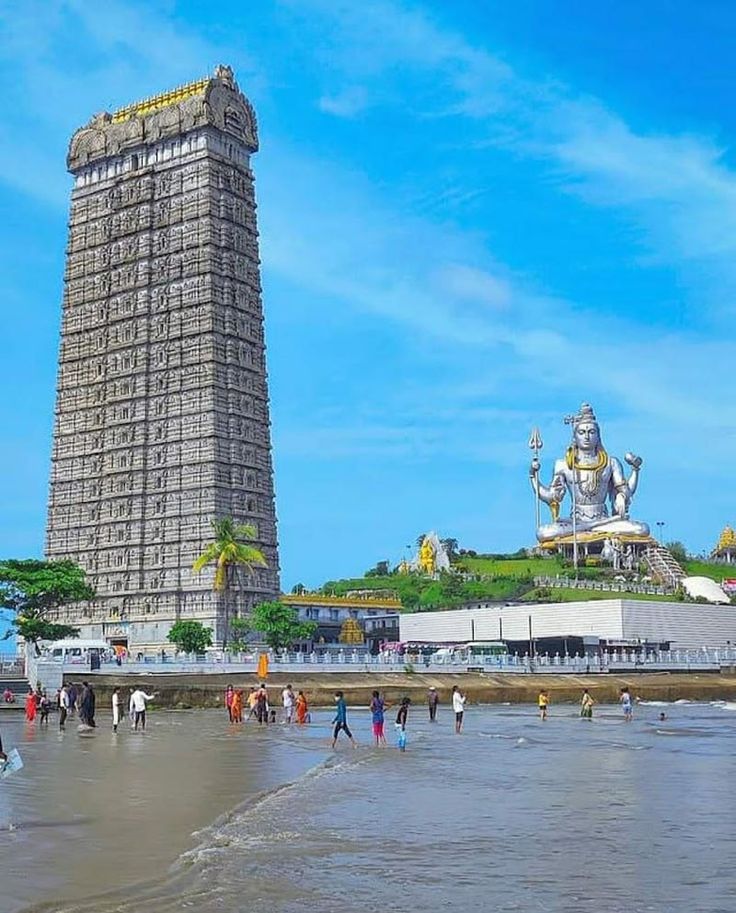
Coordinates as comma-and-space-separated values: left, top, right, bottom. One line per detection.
1, 0, 735, 591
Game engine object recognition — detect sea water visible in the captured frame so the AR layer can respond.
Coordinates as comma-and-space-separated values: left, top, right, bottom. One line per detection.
1, 702, 736, 913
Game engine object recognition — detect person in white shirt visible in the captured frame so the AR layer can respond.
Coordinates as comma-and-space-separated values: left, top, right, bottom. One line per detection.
282, 684, 295, 724
112, 688, 121, 732
130, 688, 156, 731
452, 685, 466, 734
59, 683, 70, 731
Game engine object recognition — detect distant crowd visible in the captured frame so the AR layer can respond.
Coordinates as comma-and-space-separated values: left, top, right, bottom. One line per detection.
2, 679, 652, 760
220, 681, 472, 751
9, 682, 159, 733
220, 682, 647, 752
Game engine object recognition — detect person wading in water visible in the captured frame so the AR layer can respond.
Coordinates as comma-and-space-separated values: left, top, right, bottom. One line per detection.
427, 687, 439, 722
331, 691, 356, 749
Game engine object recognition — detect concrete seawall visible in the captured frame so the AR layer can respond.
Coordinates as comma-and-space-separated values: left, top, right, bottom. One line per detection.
67, 670, 736, 709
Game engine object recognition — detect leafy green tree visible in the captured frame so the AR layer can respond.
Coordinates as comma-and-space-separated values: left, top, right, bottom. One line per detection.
0, 559, 92, 654
665, 541, 688, 565
291, 582, 307, 595
167, 620, 213, 654
228, 616, 251, 653
365, 560, 391, 577
441, 538, 459, 561
250, 600, 317, 651
192, 517, 267, 646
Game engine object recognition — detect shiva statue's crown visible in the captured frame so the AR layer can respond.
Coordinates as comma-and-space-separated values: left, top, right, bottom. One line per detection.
574, 403, 598, 427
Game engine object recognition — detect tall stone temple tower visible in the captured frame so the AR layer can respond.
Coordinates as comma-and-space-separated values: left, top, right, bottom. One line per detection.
46, 66, 280, 652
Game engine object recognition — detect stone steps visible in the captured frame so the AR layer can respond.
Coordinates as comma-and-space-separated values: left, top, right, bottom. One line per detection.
0, 676, 30, 707
643, 545, 686, 591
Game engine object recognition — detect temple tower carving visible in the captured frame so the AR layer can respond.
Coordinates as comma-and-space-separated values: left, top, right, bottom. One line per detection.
46, 66, 280, 650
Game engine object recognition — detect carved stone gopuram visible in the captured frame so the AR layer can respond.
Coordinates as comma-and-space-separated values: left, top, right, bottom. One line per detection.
46, 66, 280, 651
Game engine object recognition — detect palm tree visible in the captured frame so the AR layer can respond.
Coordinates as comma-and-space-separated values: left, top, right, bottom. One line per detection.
192, 518, 267, 646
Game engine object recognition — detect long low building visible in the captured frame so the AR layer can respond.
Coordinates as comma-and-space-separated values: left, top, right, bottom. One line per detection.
399, 599, 736, 650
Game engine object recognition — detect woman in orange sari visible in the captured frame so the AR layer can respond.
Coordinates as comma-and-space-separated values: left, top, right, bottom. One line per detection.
295, 690, 309, 724
231, 689, 243, 724
25, 688, 37, 722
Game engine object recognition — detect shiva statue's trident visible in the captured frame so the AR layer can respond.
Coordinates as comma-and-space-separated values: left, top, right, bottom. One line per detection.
528, 427, 543, 533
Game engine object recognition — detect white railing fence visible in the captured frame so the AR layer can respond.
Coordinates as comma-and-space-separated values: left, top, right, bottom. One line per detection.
533, 575, 669, 596
45, 645, 736, 680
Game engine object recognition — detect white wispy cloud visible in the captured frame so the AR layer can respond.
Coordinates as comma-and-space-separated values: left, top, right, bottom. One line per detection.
0, 0, 250, 205
436, 264, 512, 312
318, 86, 369, 117
2, 0, 735, 553
289, 0, 736, 293
259, 142, 736, 451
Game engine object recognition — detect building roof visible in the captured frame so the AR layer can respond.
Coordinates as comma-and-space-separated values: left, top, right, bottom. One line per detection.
282, 593, 402, 610
111, 77, 210, 123
67, 65, 258, 171
714, 525, 736, 554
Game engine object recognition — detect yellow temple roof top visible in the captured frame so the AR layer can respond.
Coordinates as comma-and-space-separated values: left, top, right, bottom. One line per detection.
110, 76, 210, 123
716, 525, 736, 551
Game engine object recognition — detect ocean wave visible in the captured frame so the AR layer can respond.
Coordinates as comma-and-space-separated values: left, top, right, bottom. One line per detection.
20, 738, 342, 913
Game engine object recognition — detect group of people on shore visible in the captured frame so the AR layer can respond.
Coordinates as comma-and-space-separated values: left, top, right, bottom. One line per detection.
19, 682, 156, 733
15, 679, 651, 749
323, 684, 470, 752
224, 683, 310, 727
538, 686, 639, 721
221, 680, 645, 753
21, 687, 52, 725
222, 683, 472, 752
20, 682, 97, 728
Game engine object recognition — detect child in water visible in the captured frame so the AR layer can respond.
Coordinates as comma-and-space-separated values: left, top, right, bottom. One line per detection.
370, 690, 387, 746
538, 690, 549, 721
395, 697, 410, 752
620, 687, 633, 722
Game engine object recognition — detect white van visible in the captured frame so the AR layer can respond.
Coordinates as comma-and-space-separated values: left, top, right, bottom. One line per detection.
45, 639, 110, 663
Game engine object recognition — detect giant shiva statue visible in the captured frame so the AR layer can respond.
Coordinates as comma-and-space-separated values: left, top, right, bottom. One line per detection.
529, 403, 650, 547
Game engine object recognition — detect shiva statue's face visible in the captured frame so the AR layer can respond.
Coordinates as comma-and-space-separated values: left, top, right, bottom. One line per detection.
574, 421, 601, 453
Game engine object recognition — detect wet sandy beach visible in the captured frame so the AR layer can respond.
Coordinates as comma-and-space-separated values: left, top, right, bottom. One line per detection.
2, 701, 736, 913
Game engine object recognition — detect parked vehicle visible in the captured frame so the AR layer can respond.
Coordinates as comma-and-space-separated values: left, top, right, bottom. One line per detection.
44, 639, 111, 663
466, 641, 508, 658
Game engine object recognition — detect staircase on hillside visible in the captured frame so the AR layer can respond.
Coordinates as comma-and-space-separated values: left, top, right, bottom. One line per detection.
643, 544, 686, 593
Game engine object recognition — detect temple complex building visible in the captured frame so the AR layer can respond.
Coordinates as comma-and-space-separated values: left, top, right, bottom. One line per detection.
712, 526, 736, 564
45, 66, 280, 652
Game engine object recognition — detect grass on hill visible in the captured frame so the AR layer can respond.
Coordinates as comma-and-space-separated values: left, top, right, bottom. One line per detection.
458, 555, 567, 577
320, 550, 723, 613
320, 571, 535, 611
683, 559, 734, 582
